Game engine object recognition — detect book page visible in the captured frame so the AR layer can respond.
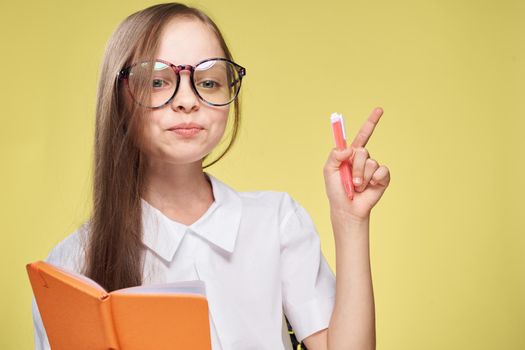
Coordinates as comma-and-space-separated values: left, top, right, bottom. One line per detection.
113, 280, 206, 296
51, 264, 107, 293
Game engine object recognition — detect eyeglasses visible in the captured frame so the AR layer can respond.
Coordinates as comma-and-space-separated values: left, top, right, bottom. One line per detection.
117, 57, 246, 109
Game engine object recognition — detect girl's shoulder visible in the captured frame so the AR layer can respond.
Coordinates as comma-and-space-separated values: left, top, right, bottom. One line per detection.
208, 173, 303, 220
236, 189, 303, 223
237, 189, 290, 205
44, 222, 90, 274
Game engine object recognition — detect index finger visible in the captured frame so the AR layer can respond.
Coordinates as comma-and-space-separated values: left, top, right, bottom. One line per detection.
350, 107, 383, 148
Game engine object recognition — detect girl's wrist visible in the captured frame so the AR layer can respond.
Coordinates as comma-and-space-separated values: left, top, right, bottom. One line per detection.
330, 209, 370, 243
329, 207, 370, 226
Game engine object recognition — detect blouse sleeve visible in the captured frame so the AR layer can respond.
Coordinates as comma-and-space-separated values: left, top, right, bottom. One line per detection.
279, 193, 336, 343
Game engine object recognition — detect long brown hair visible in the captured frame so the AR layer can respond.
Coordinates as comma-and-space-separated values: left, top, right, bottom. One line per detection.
84, 3, 242, 292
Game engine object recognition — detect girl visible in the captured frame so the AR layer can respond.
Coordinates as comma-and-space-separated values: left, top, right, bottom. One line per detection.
32, 3, 390, 350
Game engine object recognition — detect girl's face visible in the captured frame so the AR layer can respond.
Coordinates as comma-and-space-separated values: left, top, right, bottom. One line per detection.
136, 18, 230, 166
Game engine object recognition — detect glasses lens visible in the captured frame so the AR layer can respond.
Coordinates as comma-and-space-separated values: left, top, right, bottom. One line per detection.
194, 60, 241, 105
127, 61, 176, 108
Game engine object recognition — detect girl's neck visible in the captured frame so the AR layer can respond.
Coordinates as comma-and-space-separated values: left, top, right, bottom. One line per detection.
141, 160, 214, 225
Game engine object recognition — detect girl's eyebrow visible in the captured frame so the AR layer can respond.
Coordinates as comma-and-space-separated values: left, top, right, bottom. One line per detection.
152, 57, 212, 66
159, 56, 228, 66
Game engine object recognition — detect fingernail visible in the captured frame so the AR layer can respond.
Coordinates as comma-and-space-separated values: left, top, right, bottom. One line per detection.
353, 177, 361, 185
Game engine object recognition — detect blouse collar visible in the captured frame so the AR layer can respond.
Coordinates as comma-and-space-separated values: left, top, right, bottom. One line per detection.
140, 172, 242, 262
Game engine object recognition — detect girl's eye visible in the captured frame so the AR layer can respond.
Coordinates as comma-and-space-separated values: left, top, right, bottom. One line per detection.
152, 79, 168, 88
198, 80, 219, 89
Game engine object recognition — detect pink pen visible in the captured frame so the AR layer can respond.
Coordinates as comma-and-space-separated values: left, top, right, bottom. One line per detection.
330, 112, 354, 199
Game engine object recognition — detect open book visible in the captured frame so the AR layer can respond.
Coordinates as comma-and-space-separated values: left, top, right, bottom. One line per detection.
27, 260, 211, 350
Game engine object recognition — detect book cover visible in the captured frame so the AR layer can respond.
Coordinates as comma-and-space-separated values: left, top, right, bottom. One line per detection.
27, 260, 211, 350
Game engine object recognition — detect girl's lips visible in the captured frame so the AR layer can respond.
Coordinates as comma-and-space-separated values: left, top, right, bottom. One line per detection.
170, 128, 203, 137
169, 122, 204, 130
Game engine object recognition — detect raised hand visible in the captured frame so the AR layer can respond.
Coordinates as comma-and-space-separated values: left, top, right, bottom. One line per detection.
323, 107, 391, 221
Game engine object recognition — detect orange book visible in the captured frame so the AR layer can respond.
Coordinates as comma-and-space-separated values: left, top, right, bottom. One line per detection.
27, 260, 211, 350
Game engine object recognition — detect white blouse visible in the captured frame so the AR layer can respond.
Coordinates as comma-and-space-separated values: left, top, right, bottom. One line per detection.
32, 172, 336, 350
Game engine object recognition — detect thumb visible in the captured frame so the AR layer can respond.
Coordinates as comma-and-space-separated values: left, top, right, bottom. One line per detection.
326, 147, 354, 171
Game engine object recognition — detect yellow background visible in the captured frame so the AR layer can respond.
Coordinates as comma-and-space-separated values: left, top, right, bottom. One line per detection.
1, 0, 523, 348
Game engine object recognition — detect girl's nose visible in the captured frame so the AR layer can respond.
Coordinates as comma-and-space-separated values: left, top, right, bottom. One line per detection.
170, 71, 199, 112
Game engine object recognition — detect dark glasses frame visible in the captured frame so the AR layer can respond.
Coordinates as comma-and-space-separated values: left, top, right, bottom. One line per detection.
117, 57, 246, 109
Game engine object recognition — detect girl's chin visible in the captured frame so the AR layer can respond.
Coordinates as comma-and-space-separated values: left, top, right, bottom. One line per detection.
145, 151, 210, 166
